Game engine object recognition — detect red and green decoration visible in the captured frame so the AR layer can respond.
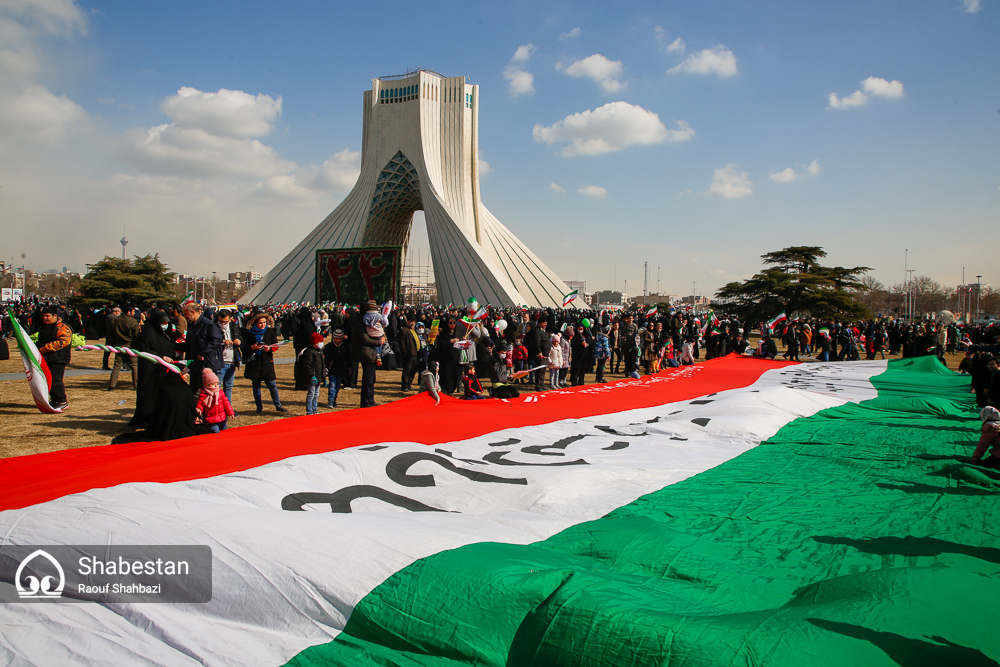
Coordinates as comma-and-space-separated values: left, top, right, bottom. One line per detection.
316, 246, 401, 306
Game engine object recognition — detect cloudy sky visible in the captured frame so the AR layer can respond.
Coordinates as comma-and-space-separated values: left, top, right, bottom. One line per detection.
1, 0, 997, 298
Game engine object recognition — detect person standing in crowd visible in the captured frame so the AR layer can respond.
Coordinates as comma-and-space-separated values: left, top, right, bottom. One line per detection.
610, 320, 623, 373
547, 332, 563, 389
131, 310, 176, 427
214, 309, 241, 407
594, 325, 611, 383
570, 322, 591, 386
37, 306, 72, 411
295, 332, 325, 415
292, 307, 317, 355
351, 300, 384, 407
184, 303, 224, 395
102, 306, 119, 370
524, 317, 550, 391
559, 327, 572, 387
240, 312, 287, 413
435, 317, 462, 395
398, 315, 421, 391
323, 328, 350, 408
107, 305, 140, 391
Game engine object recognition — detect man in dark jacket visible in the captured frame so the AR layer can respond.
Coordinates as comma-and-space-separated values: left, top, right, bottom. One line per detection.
184, 303, 224, 394
323, 329, 351, 408
398, 316, 421, 391
108, 306, 141, 390
523, 318, 550, 391
37, 306, 72, 410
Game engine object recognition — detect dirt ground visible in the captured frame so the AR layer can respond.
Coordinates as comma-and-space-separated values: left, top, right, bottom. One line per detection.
0, 340, 969, 460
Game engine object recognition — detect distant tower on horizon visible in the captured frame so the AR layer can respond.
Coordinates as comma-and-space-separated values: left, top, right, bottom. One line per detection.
241, 69, 577, 308
120, 229, 128, 260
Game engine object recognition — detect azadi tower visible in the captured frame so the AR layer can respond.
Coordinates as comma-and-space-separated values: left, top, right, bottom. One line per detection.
240, 70, 577, 308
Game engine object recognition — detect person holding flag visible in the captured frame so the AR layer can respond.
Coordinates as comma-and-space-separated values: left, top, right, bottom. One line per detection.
562, 289, 579, 308
35, 306, 73, 411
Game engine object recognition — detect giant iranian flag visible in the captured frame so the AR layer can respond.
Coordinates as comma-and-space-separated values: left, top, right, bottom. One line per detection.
1, 356, 997, 666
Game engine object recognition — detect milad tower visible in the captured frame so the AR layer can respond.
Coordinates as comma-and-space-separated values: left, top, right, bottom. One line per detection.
240, 69, 578, 308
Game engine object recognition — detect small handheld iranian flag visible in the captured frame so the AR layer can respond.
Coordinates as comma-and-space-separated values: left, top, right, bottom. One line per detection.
180, 290, 195, 306
562, 289, 579, 307
6, 309, 61, 414
767, 311, 787, 330
645, 306, 658, 318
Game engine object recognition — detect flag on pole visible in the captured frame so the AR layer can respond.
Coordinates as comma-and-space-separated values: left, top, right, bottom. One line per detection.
562, 289, 579, 307
767, 311, 787, 330
6, 309, 61, 414
645, 306, 658, 318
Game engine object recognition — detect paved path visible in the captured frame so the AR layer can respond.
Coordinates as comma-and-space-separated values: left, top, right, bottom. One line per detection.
0, 357, 295, 382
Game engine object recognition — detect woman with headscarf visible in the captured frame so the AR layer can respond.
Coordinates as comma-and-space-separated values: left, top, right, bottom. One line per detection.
435, 318, 462, 395
240, 312, 287, 413
130, 310, 177, 427
292, 307, 317, 355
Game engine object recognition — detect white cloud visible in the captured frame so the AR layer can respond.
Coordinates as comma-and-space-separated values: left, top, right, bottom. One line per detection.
769, 159, 821, 183
563, 54, 625, 93
668, 46, 738, 78
705, 164, 753, 199
532, 103, 684, 156
560, 27, 581, 39
829, 77, 903, 109
478, 158, 493, 175
295, 148, 362, 192
578, 185, 607, 198
121, 123, 295, 179
0, 0, 87, 38
160, 87, 282, 138
549, 183, 566, 192
861, 76, 904, 98
667, 37, 686, 54
828, 90, 867, 109
0, 0, 90, 145
769, 167, 798, 183
533, 102, 692, 156
511, 43, 535, 62
962, 0, 982, 12
504, 66, 535, 96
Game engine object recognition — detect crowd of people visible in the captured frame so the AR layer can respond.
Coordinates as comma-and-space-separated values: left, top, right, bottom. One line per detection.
4, 297, 999, 446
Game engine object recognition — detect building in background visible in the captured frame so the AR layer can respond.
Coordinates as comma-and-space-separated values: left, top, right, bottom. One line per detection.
240, 69, 576, 308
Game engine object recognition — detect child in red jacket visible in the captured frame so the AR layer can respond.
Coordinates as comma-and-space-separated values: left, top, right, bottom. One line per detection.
197, 369, 235, 432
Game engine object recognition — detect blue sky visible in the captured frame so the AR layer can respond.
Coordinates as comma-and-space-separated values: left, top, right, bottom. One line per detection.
1, 0, 996, 299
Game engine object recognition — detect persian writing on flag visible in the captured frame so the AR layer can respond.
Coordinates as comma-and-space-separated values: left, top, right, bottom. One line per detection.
6, 309, 61, 414
1, 357, 995, 666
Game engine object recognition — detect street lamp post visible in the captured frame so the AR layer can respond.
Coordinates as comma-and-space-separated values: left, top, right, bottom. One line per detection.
907, 270, 915, 320
976, 275, 982, 322
212, 272, 217, 303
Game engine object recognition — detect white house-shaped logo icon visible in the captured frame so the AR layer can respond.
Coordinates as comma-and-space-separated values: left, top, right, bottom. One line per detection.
15, 549, 65, 599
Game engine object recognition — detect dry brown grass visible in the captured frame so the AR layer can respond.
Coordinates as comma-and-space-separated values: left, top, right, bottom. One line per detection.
0, 340, 969, 460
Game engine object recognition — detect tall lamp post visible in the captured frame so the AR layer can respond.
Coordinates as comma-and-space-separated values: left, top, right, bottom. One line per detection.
976, 275, 982, 322
907, 270, 915, 320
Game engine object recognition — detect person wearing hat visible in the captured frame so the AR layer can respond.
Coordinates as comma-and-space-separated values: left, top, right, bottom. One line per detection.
323, 328, 350, 408
351, 300, 384, 407
196, 368, 235, 432
295, 331, 326, 415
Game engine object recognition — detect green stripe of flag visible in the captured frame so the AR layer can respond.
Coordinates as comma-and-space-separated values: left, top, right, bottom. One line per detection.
286, 357, 998, 667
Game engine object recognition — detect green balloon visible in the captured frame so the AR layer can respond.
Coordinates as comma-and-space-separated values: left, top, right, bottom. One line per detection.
581, 318, 591, 328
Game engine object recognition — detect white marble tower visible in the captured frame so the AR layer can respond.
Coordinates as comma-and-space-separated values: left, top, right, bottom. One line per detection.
240, 69, 576, 308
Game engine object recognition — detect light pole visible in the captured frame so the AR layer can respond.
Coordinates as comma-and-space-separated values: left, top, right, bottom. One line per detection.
212, 272, 217, 303
907, 270, 915, 320
976, 275, 982, 322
